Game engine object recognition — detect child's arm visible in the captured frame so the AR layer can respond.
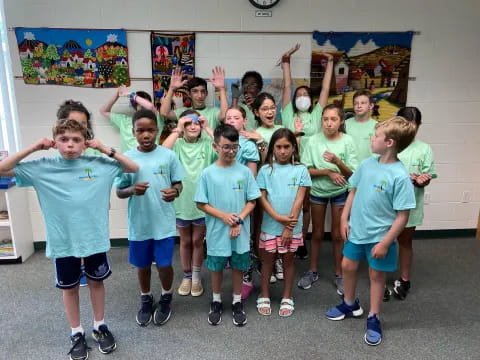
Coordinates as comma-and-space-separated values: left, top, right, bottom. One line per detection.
117, 182, 149, 199
134, 94, 158, 114
259, 190, 298, 228
413, 173, 432, 188
229, 199, 257, 238
210, 66, 228, 122
100, 86, 125, 118
318, 53, 334, 108
196, 202, 239, 226
160, 182, 182, 202
0, 138, 54, 177
200, 116, 214, 139
160, 67, 187, 121
340, 188, 356, 241
247, 161, 257, 177
323, 151, 353, 179
308, 168, 347, 186
281, 44, 300, 110
86, 139, 139, 173
162, 116, 188, 149
281, 186, 308, 246
371, 209, 410, 259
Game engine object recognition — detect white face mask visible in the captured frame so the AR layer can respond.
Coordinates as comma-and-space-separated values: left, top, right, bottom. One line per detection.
295, 96, 311, 112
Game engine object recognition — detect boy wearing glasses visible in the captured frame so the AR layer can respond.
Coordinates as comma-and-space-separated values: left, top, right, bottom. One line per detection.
194, 124, 261, 327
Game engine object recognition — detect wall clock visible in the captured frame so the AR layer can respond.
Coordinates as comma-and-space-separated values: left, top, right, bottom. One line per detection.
249, 0, 280, 10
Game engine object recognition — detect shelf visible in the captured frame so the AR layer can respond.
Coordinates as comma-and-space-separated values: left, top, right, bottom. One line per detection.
0, 221, 10, 227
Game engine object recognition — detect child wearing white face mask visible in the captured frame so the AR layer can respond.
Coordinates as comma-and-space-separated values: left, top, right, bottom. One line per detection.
280, 44, 334, 260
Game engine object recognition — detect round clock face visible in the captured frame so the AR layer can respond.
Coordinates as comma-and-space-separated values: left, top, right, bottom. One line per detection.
249, 0, 280, 10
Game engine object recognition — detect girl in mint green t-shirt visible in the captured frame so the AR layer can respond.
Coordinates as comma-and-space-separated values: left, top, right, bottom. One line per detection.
300, 104, 358, 295
162, 109, 216, 297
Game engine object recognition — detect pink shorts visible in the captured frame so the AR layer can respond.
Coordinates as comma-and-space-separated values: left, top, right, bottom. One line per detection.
259, 232, 303, 254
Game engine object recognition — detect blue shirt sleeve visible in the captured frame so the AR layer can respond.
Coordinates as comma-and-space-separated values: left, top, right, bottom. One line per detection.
256, 166, 267, 189
170, 152, 185, 183
14, 159, 40, 187
393, 175, 416, 211
114, 173, 132, 188
299, 165, 312, 187
246, 169, 261, 201
194, 170, 209, 204
242, 141, 260, 163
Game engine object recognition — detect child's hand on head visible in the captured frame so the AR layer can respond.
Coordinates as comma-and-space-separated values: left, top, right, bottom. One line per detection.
34, 138, 55, 151
160, 188, 177, 202
328, 171, 347, 186
178, 116, 189, 130
117, 85, 130, 97
85, 139, 103, 150
323, 151, 339, 165
133, 182, 149, 196
198, 116, 208, 128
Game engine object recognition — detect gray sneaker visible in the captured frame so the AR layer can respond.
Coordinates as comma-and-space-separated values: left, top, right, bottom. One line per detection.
334, 275, 344, 296
297, 270, 318, 289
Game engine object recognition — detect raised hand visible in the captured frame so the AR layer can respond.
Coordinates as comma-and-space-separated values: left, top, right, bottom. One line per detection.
209, 66, 225, 90
170, 67, 188, 90
278, 43, 301, 65
117, 85, 130, 97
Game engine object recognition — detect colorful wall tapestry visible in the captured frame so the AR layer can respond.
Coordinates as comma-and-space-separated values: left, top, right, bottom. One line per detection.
311, 31, 413, 120
151, 32, 195, 110
14, 28, 130, 88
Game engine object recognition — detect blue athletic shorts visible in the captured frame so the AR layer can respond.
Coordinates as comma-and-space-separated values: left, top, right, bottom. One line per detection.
54, 252, 111, 289
176, 217, 206, 227
129, 237, 175, 268
310, 191, 348, 206
343, 240, 398, 272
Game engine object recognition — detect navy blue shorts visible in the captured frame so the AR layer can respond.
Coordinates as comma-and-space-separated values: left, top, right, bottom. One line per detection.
54, 252, 111, 289
310, 191, 348, 206
129, 237, 175, 268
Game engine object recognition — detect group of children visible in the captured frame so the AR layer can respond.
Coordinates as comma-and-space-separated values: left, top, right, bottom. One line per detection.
0, 44, 437, 360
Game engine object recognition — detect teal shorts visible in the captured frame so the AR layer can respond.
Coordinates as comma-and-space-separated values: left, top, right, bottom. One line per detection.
343, 240, 398, 272
206, 252, 251, 272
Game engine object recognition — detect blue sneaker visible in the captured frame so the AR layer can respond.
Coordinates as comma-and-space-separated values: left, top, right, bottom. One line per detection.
325, 299, 364, 320
364, 314, 382, 346
79, 275, 88, 287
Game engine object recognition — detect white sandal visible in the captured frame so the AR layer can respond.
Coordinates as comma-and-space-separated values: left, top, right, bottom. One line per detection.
256, 297, 271, 316
279, 298, 294, 317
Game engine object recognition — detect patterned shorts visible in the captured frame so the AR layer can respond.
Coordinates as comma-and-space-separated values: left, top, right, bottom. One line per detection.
259, 232, 303, 254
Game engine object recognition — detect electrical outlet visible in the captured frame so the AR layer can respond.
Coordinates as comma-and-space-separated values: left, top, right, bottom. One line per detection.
462, 191, 472, 203
424, 192, 431, 204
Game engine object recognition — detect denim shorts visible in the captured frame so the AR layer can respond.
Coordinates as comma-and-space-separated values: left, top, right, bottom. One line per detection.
343, 240, 398, 272
54, 252, 111, 289
176, 217, 206, 227
129, 237, 175, 268
310, 191, 348, 206
206, 252, 251, 272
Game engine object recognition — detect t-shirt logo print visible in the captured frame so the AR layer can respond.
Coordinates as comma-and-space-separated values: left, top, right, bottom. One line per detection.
195, 152, 206, 160
233, 179, 244, 192
373, 179, 388, 192
288, 177, 299, 189
154, 164, 167, 177
410, 158, 423, 174
79, 167, 97, 181
94, 264, 108, 277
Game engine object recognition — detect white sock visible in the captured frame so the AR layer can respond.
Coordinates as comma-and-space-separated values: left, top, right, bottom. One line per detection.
161, 287, 173, 295
141, 291, 152, 296
71, 326, 84, 336
232, 293, 241, 304
213, 292, 221, 303
192, 265, 201, 282
93, 319, 105, 331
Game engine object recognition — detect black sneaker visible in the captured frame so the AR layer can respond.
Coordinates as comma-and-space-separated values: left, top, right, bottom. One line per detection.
92, 325, 116, 354
232, 302, 247, 327
153, 293, 172, 325
136, 294, 154, 326
393, 278, 411, 300
383, 286, 392, 302
68, 332, 90, 360
208, 301, 223, 326
295, 245, 308, 260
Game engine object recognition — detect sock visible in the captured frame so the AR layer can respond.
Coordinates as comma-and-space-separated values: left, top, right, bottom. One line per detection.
232, 293, 241, 304
141, 291, 152, 296
161, 287, 173, 295
93, 319, 105, 331
212, 292, 221, 303
192, 266, 201, 282
183, 270, 192, 279
71, 326, 84, 336
344, 298, 355, 306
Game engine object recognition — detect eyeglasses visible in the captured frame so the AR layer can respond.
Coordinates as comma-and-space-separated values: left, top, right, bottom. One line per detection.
243, 82, 259, 88
215, 143, 240, 152
259, 106, 276, 112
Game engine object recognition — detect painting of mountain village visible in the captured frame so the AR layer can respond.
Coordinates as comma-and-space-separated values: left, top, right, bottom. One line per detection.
311, 31, 413, 120
14, 28, 130, 88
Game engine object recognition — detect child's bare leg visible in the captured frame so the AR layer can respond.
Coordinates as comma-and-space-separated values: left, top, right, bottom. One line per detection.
63, 286, 81, 327
156, 265, 174, 291
87, 279, 105, 321
137, 266, 152, 293
342, 257, 359, 302
281, 252, 295, 299
302, 194, 311, 241
369, 268, 387, 314
192, 225, 206, 268
211, 271, 223, 294
398, 227, 415, 280
331, 205, 345, 276
309, 203, 327, 272
178, 225, 193, 272
260, 249, 275, 298
232, 269, 243, 296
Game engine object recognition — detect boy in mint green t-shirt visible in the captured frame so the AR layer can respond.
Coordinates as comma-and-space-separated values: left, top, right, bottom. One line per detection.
115, 109, 184, 328
195, 124, 261, 327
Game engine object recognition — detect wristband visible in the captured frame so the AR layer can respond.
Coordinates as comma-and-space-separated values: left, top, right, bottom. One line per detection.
108, 147, 116, 158
233, 215, 244, 225
129, 92, 137, 107
256, 140, 267, 152
174, 187, 180, 197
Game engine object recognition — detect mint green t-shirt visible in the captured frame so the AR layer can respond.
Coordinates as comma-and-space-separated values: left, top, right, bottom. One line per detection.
398, 139, 437, 227
194, 162, 261, 256
257, 163, 311, 235
236, 136, 260, 166
173, 137, 217, 220
174, 106, 220, 130
115, 146, 185, 241
302, 132, 359, 198
239, 103, 257, 131
256, 125, 283, 146
348, 157, 416, 244
110, 113, 164, 153
345, 117, 377, 162
14, 155, 123, 258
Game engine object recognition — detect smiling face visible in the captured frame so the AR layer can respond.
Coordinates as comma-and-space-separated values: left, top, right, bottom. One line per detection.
133, 117, 158, 152
54, 130, 86, 160
225, 108, 247, 131
242, 75, 261, 98
322, 108, 343, 138
189, 85, 208, 108
255, 98, 276, 128
183, 119, 202, 140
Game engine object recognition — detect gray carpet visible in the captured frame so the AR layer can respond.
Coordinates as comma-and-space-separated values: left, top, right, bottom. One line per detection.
1, 237, 479, 360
